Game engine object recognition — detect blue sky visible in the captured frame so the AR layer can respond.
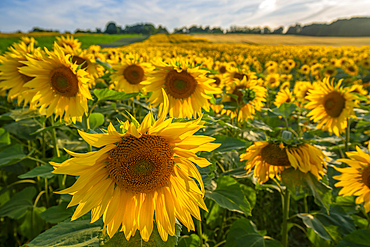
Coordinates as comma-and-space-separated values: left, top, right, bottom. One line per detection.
0, 0, 369, 33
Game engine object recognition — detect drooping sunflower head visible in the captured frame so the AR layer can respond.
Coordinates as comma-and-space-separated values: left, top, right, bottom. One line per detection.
334, 144, 370, 212
240, 141, 327, 183
51, 96, 220, 242
142, 58, 222, 118
19, 43, 92, 123
305, 77, 357, 136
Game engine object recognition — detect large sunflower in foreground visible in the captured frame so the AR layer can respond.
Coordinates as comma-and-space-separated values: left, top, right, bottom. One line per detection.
51, 97, 220, 242
240, 141, 327, 183
305, 78, 357, 136
19, 44, 92, 123
110, 54, 154, 93
221, 77, 266, 122
141, 58, 222, 118
334, 144, 370, 212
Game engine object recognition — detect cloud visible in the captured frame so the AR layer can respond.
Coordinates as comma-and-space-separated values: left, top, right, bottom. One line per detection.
0, 0, 369, 32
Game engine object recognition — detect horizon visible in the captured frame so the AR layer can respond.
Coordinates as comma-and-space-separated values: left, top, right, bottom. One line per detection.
1, 0, 370, 33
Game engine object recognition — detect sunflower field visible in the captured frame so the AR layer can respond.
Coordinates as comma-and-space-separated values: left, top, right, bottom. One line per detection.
1, 33, 370, 247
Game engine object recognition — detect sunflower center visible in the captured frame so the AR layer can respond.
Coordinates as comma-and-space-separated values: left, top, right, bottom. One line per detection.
323, 91, 345, 118
71, 56, 88, 70
234, 73, 249, 81
106, 134, 174, 193
213, 76, 221, 86
261, 144, 291, 166
123, 64, 144, 85
165, 70, 197, 99
362, 165, 370, 189
219, 66, 227, 74
50, 66, 79, 97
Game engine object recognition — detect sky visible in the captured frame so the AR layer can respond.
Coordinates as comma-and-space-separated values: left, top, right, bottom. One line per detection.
0, 0, 369, 33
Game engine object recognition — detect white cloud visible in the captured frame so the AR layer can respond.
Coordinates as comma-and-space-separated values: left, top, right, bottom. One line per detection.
0, 0, 369, 33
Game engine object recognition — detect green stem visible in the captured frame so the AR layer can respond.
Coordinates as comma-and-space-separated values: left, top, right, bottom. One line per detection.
345, 118, 350, 153
44, 178, 49, 207
83, 113, 92, 152
197, 219, 203, 247
281, 189, 290, 247
49, 117, 60, 157
303, 195, 308, 214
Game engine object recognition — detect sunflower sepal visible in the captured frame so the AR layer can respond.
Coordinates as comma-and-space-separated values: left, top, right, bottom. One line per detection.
281, 168, 332, 211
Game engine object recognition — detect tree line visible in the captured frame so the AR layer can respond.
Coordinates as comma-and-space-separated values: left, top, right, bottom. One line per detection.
24, 17, 370, 36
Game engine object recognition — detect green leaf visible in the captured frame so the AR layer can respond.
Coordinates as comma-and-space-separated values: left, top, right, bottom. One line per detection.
306, 228, 331, 247
28, 218, 103, 247
222, 166, 249, 178
225, 218, 282, 247
248, 119, 273, 132
177, 234, 200, 247
205, 176, 251, 215
281, 168, 332, 211
213, 135, 248, 153
0, 187, 36, 219
18, 163, 54, 179
0, 128, 10, 147
297, 213, 345, 242
94, 88, 139, 102
4, 108, 41, 121
4, 119, 41, 140
337, 229, 370, 247
0, 144, 26, 167
19, 206, 46, 240
89, 112, 105, 130
271, 102, 297, 119
104, 220, 182, 247
40, 201, 74, 224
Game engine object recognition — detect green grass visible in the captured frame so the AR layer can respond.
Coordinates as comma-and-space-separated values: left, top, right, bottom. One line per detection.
0, 34, 141, 54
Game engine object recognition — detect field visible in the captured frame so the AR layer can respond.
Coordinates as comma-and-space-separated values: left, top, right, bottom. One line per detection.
0, 33, 144, 54
0, 33, 370, 247
192, 33, 370, 46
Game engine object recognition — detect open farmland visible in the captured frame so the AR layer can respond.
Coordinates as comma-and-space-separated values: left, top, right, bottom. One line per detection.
192, 33, 370, 46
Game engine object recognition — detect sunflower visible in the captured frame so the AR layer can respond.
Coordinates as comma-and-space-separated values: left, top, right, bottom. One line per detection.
323, 66, 337, 77
334, 144, 370, 212
0, 41, 38, 106
19, 43, 92, 123
141, 58, 221, 118
264, 74, 280, 88
51, 96, 220, 242
305, 78, 357, 136
221, 76, 266, 121
293, 81, 314, 105
110, 54, 153, 94
240, 141, 327, 183
274, 88, 294, 108
299, 65, 310, 75
56, 35, 82, 51
345, 64, 359, 76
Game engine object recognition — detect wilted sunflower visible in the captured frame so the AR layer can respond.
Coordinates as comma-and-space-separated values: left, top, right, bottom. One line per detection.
240, 141, 327, 183
51, 96, 220, 242
19, 43, 92, 123
142, 58, 221, 118
221, 77, 266, 121
305, 78, 357, 136
334, 144, 370, 212
110, 54, 153, 94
